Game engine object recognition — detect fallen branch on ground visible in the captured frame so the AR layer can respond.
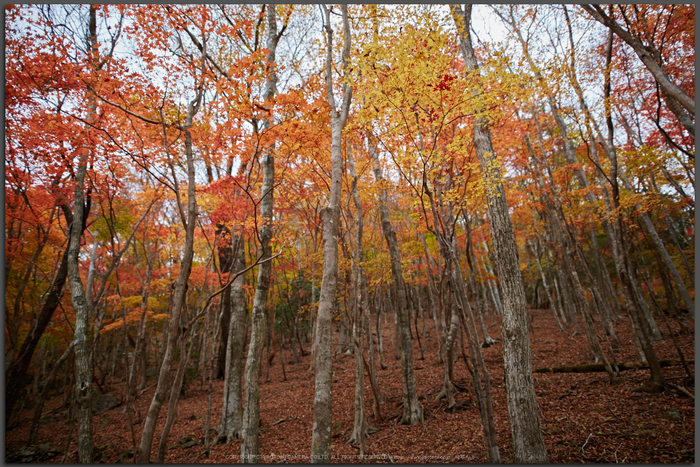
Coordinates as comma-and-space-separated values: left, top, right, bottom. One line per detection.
534, 359, 693, 374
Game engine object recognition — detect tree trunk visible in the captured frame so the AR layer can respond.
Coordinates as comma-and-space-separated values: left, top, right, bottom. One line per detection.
28, 342, 75, 446
138, 92, 201, 463
347, 146, 369, 452
452, 5, 547, 462
156, 321, 197, 463
65, 7, 104, 461
368, 134, 422, 425
217, 281, 231, 380
5, 240, 71, 428
241, 7, 280, 461
311, 6, 353, 462
218, 232, 247, 443
526, 235, 563, 332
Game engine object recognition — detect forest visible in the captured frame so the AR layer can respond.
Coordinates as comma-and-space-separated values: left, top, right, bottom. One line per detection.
4, 4, 695, 464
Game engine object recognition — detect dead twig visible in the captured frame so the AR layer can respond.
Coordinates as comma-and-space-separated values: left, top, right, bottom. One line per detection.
262, 390, 283, 402
667, 382, 694, 400
614, 442, 623, 463
581, 432, 593, 453
137, 383, 156, 398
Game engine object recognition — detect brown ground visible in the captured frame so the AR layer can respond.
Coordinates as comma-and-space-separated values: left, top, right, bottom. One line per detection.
6, 308, 695, 463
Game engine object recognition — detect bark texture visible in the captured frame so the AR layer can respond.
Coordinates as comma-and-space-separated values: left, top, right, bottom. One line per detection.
241, 6, 281, 461
218, 232, 247, 442
368, 136, 423, 425
67, 7, 100, 461
311, 6, 353, 462
452, 4, 547, 463
137, 90, 202, 463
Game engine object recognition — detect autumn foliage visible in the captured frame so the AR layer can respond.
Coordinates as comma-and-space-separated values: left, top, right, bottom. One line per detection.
5, 4, 694, 464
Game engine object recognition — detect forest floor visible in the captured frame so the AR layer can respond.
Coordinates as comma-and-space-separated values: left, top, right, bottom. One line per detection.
6, 308, 695, 463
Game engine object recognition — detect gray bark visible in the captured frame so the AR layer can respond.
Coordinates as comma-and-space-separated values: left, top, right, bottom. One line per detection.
347, 146, 369, 453
137, 81, 202, 464
579, 5, 695, 119
240, 157, 274, 463
67, 7, 100, 461
218, 232, 247, 442
526, 235, 563, 332
620, 176, 695, 316
452, 5, 547, 462
368, 135, 423, 425
156, 319, 197, 463
241, 6, 281, 461
311, 5, 353, 462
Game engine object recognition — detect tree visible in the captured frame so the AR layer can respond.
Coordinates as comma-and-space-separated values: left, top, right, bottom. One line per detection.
133, 6, 207, 459
451, 4, 548, 463
310, 5, 352, 462
241, 4, 285, 462
579, 4, 695, 135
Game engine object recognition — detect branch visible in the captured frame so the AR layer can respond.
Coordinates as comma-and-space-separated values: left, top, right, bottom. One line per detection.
186, 246, 285, 330
90, 191, 163, 308
579, 4, 694, 116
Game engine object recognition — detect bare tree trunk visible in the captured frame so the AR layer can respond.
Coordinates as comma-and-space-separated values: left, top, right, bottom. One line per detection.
6, 236, 71, 428
622, 176, 695, 316
66, 7, 101, 461
436, 299, 459, 409
347, 146, 368, 452
368, 133, 422, 425
419, 234, 441, 351
156, 321, 197, 463
452, 5, 546, 462
28, 342, 75, 446
311, 6, 353, 462
479, 242, 504, 316
465, 217, 498, 345
218, 232, 247, 443
240, 162, 273, 462
128, 235, 156, 399
138, 86, 202, 463
375, 287, 387, 370
366, 291, 384, 415
526, 235, 563, 331
241, 7, 281, 461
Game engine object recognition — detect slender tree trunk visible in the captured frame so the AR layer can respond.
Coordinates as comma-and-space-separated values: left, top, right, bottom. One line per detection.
419, 234, 441, 347
156, 321, 197, 463
138, 90, 202, 463
452, 5, 546, 462
366, 292, 384, 411
368, 134, 422, 425
347, 146, 369, 452
28, 342, 75, 446
128, 237, 156, 399
526, 235, 563, 332
623, 178, 695, 316
241, 7, 281, 461
311, 6, 353, 462
218, 232, 247, 443
217, 281, 231, 380
436, 299, 460, 409
240, 156, 274, 462
375, 287, 387, 370
65, 7, 104, 461
6, 242, 71, 428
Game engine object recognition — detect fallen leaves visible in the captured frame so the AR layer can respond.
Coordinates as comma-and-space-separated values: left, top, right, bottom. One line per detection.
5, 309, 694, 463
